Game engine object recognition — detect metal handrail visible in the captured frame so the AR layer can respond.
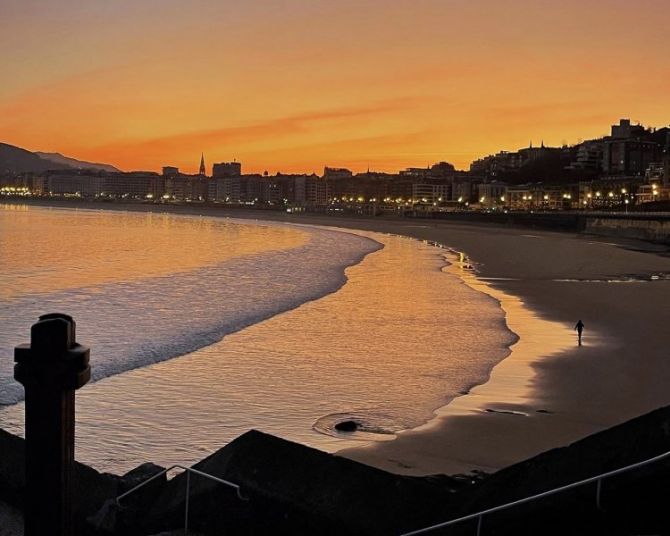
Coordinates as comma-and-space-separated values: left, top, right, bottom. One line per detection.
401, 448, 670, 535
116, 464, 247, 535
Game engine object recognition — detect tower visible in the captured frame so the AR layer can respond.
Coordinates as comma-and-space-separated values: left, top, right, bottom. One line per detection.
199, 153, 206, 176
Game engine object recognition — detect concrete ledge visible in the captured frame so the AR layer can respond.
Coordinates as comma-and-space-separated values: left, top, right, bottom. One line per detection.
586, 217, 670, 243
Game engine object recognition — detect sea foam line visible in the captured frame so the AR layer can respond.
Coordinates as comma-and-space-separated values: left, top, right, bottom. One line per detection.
0, 223, 382, 405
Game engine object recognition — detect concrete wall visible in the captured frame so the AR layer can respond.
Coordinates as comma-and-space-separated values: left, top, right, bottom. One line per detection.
586, 217, 670, 243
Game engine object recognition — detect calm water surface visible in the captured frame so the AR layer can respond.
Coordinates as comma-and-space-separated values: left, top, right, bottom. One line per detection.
0, 205, 514, 473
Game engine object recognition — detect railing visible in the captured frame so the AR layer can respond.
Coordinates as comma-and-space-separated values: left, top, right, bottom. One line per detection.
116, 464, 247, 535
401, 449, 670, 536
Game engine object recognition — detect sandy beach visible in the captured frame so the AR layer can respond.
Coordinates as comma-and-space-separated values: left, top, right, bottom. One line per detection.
6, 200, 670, 478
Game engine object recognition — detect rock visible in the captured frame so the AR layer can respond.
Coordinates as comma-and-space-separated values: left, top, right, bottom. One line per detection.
440, 405, 670, 535
145, 430, 455, 535
93, 462, 167, 534
334, 420, 358, 432
0, 428, 119, 535
5, 402, 670, 535
0, 499, 23, 536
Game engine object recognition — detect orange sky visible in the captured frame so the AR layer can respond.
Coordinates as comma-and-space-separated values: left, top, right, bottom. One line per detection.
1, 0, 668, 174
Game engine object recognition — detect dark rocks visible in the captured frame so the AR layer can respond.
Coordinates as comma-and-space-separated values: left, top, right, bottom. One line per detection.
334, 420, 359, 432
438, 405, 670, 535
144, 430, 455, 535
5, 405, 670, 535
118, 463, 167, 505
100, 463, 167, 535
0, 428, 119, 535
0, 429, 24, 508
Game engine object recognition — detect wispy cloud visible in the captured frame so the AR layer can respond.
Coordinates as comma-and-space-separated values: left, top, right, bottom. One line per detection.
89, 97, 428, 156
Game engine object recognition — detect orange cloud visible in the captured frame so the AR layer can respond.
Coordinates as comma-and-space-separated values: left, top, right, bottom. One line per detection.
1, 1, 668, 173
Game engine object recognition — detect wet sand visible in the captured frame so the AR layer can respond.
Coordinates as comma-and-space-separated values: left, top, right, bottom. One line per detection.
7, 200, 670, 476
315, 217, 670, 476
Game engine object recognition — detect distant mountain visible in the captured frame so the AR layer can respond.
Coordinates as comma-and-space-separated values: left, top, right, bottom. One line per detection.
0, 143, 71, 174
0, 142, 120, 174
35, 151, 120, 172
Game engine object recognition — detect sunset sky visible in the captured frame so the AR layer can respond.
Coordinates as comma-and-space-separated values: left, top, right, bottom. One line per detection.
1, 0, 668, 174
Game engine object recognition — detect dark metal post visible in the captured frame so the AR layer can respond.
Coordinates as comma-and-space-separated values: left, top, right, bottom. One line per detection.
14, 313, 91, 536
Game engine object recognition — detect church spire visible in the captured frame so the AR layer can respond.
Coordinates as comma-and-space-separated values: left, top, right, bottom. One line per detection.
199, 153, 206, 176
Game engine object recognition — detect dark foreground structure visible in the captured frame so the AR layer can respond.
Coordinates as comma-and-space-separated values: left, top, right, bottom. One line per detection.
2, 407, 670, 535
13, 314, 90, 535
3, 316, 670, 534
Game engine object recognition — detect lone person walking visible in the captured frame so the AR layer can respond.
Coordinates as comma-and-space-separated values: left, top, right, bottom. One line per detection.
574, 319, 585, 346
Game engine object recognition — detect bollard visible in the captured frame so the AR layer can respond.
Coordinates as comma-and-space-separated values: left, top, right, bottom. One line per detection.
14, 313, 91, 536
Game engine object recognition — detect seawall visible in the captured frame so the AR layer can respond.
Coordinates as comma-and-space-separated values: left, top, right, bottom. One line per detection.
427, 210, 670, 244
585, 215, 670, 244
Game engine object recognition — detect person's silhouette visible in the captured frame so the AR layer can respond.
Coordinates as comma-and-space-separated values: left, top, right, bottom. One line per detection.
574, 320, 584, 346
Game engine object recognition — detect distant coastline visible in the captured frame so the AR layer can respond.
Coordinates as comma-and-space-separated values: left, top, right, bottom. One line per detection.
5, 196, 670, 242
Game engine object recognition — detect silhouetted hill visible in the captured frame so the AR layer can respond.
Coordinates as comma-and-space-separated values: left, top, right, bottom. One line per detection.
0, 143, 119, 174
35, 151, 120, 172
0, 143, 71, 173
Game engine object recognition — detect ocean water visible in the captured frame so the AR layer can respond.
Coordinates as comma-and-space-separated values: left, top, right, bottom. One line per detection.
0, 204, 515, 473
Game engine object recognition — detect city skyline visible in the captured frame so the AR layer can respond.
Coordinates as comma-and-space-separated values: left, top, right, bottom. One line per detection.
1, 0, 669, 174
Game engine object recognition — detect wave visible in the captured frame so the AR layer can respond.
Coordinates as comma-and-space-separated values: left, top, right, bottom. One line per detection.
0, 225, 382, 405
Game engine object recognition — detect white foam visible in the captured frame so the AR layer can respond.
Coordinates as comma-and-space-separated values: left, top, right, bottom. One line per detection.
0, 225, 381, 405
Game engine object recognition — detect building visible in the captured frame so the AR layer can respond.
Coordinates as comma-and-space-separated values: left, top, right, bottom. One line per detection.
506, 185, 536, 210
578, 178, 637, 209
610, 119, 646, 140
477, 182, 507, 209
602, 119, 662, 176
305, 175, 329, 206
165, 174, 207, 201
400, 167, 430, 179
103, 172, 164, 199
451, 180, 475, 203
276, 174, 305, 205
198, 154, 206, 176
44, 170, 104, 197
568, 141, 604, 171
411, 183, 450, 206
603, 139, 660, 176
386, 177, 414, 203
505, 184, 580, 210
636, 183, 663, 204
323, 167, 353, 180
212, 175, 241, 203
212, 161, 242, 178
162, 166, 179, 177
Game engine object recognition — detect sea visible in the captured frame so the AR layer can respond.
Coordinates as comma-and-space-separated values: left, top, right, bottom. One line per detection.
0, 204, 515, 474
